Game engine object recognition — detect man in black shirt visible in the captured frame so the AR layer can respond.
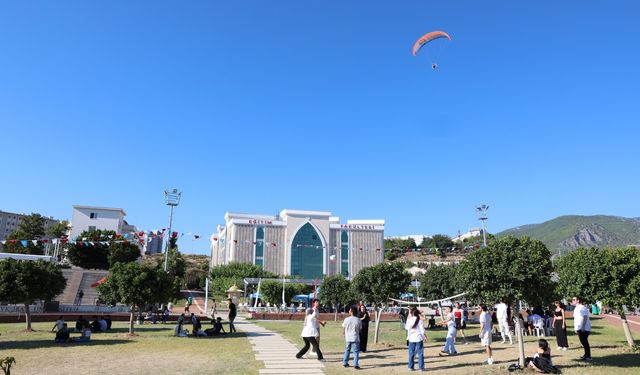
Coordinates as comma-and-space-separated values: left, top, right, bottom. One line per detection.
228, 298, 237, 333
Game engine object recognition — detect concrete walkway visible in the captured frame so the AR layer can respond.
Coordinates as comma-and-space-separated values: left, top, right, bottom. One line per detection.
235, 317, 325, 374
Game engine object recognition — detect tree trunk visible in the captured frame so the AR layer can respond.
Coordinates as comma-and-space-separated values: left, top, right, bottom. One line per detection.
334, 304, 338, 322
512, 304, 525, 367
129, 308, 135, 335
373, 306, 382, 344
619, 309, 636, 347
24, 302, 33, 331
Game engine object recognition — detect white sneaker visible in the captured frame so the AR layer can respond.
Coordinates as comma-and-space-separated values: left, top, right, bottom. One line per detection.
486, 358, 494, 365
501, 340, 506, 344
562, 347, 568, 351
557, 347, 562, 351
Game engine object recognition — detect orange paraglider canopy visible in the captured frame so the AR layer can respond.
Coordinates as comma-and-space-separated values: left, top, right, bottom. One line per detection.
91, 277, 108, 288
412, 31, 452, 56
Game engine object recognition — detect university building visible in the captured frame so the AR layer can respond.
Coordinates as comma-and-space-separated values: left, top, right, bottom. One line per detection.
210, 209, 384, 280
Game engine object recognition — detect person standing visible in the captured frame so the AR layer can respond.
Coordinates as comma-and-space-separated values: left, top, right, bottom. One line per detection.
209, 299, 217, 319
405, 308, 426, 372
228, 298, 237, 333
572, 296, 591, 361
552, 301, 568, 350
479, 304, 494, 365
452, 302, 467, 345
76, 289, 84, 305
296, 308, 324, 361
358, 304, 370, 353
342, 306, 362, 369
496, 298, 513, 344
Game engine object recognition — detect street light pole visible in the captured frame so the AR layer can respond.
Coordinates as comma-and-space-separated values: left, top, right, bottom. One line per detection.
475, 204, 489, 247
163, 189, 181, 272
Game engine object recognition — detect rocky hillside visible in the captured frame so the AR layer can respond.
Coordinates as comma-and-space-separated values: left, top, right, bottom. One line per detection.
496, 215, 640, 255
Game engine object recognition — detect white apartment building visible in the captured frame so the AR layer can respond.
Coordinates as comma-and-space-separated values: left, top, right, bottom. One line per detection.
69, 205, 127, 240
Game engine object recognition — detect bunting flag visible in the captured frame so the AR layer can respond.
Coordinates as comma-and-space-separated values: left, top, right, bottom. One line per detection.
21, 240, 27, 248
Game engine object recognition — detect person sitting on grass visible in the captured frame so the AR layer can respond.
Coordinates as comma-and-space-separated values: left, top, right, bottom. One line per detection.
51, 316, 65, 333
75, 315, 87, 332
204, 317, 227, 336
74, 323, 92, 343
105, 315, 112, 330
90, 315, 101, 332
174, 313, 185, 336
526, 338, 559, 373
54, 323, 71, 343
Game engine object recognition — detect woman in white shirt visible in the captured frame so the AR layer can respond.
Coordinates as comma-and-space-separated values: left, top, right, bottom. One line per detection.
405, 308, 426, 371
295, 308, 324, 361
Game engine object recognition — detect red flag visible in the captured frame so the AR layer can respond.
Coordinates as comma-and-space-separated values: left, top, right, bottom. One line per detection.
172, 232, 178, 238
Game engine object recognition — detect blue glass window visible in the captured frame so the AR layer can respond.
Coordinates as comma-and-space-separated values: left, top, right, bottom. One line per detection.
255, 227, 264, 268
290, 223, 323, 279
341, 231, 349, 277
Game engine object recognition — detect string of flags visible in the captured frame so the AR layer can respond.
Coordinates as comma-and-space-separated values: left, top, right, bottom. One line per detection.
0, 228, 203, 249
210, 237, 382, 252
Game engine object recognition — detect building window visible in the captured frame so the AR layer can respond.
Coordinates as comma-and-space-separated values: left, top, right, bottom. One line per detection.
290, 223, 324, 279
341, 231, 349, 277
88, 226, 96, 232
255, 227, 264, 268
90, 213, 98, 219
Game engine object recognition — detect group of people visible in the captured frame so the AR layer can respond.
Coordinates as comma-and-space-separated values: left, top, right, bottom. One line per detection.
296, 299, 370, 370
173, 298, 236, 337
52, 315, 113, 343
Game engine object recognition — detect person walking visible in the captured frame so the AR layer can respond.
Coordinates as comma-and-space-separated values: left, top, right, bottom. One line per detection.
439, 306, 457, 355
342, 306, 362, 369
572, 296, 591, 361
496, 298, 513, 344
358, 304, 370, 353
296, 308, 324, 361
553, 301, 569, 350
310, 298, 326, 355
479, 304, 494, 365
227, 298, 237, 333
405, 308, 426, 372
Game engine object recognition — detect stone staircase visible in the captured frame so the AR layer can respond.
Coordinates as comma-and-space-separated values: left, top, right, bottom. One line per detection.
57, 269, 84, 304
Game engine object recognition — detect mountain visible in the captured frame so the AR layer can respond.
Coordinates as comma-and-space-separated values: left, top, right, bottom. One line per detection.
496, 215, 640, 254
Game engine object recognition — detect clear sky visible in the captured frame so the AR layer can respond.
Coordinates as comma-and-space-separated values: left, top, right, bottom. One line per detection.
1, 1, 639, 254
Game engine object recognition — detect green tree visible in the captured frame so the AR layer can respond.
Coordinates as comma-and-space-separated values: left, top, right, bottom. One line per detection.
418, 264, 459, 301
66, 229, 116, 269
46, 220, 69, 239
209, 262, 276, 280
319, 274, 353, 320
384, 238, 417, 250
259, 281, 304, 305
4, 214, 47, 255
556, 247, 640, 346
351, 262, 412, 343
108, 241, 141, 266
457, 236, 556, 365
97, 262, 173, 334
0, 259, 66, 331
425, 234, 455, 250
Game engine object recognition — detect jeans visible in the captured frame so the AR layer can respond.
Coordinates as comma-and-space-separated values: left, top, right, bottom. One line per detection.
229, 316, 236, 333
444, 335, 456, 354
342, 341, 360, 367
577, 330, 591, 358
408, 341, 424, 370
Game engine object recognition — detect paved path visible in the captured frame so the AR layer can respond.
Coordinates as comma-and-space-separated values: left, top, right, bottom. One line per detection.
235, 317, 325, 374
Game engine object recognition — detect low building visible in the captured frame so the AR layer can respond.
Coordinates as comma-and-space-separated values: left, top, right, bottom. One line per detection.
210, 209, 384, 280
69, 205, 127, 239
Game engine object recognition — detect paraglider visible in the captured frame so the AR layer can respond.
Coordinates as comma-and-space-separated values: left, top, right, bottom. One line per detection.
412, 31, 451, 69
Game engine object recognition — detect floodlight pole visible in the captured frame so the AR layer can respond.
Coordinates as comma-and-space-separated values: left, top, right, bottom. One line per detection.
476, 204, 489, 247
163, 189, 181, 272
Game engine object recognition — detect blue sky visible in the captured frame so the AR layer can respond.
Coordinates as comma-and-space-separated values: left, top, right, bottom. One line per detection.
1, 1, 639, 254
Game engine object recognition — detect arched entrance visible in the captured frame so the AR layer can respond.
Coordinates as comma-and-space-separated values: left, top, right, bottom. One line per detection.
290, 223, 324, 279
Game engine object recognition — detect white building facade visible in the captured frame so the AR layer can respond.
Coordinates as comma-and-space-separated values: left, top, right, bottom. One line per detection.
210, 209, 385, 280
69, 206, 127, 240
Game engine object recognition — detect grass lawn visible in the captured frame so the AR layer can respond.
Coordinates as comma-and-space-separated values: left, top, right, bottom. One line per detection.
0, 321, 260, 375
254, 316, 640, 374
